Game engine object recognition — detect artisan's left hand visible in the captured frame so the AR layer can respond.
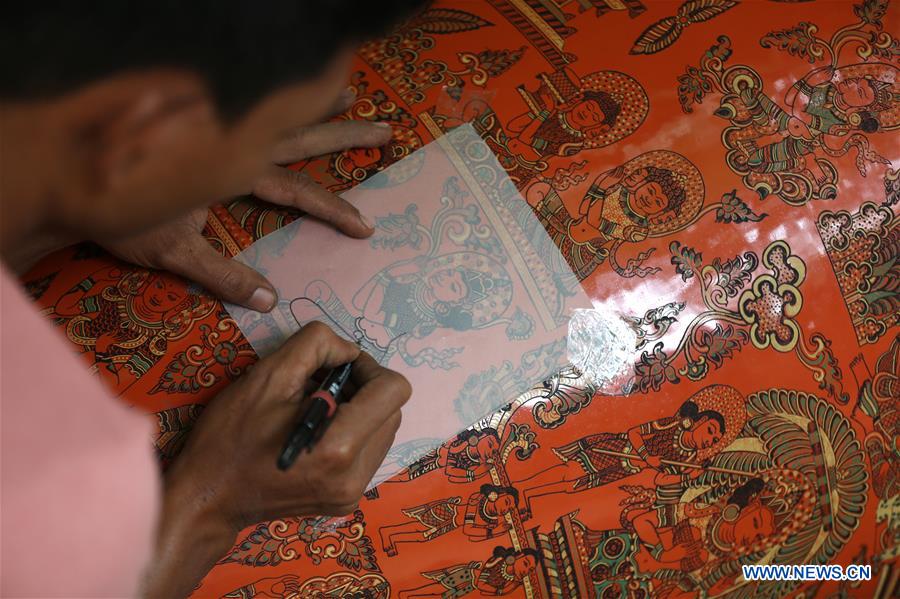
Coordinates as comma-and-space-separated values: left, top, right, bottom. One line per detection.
102, 95, 392, 313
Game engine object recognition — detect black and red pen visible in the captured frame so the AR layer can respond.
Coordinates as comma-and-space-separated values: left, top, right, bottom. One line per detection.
277, 362, 353, 470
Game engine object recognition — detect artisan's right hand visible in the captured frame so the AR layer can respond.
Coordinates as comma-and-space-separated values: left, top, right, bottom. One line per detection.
143, 321, 410, 598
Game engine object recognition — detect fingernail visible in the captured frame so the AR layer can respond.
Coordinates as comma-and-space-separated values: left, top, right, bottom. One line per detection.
249, 287, 277, 312
359, 213, 373, 230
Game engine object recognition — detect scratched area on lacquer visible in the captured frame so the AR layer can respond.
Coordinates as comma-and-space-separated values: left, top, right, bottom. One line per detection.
226, 124, 592, 485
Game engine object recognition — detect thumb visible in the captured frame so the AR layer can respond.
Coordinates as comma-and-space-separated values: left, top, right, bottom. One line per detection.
161, 236, 277, 312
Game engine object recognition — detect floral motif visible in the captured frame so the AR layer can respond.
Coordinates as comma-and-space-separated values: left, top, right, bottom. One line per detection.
739, 275, 803, 352
736, 241, 805, 352
677, 36, 732, 112
700, 323, 748, 368
221, 510, 380, 573
708, 251, 759, 299
670, 241, 702, 281
150, 315, 254, 395
715, 189, 768, 224
631, 0, 738, 55
760, 21, 821, 63
817, 201, 898, 346
530, 365, 596, 429
632, 342, 679, 392
372, 204, 423, 250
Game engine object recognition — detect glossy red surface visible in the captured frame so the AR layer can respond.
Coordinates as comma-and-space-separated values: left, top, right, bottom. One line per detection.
23, 1, 898, 597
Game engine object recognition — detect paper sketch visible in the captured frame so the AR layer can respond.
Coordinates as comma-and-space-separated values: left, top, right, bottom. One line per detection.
226, 124, 591, 486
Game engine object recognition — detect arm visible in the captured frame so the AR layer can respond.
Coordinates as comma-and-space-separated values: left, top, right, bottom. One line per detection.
632, 510, 664, 547
462, 512, 508, 540
54, 268, 119, 317
140, 323, 410, 598
476, 574, 515, 596
626, 424, 645, 455
629, 423, 666, 471
462, 494, 485, 538
577, 195, 592, 217
525, 181, 552, 208
785, 65, 834, 107
803, 65, 836, 87
653, 470, 688, 487
352, 272, 387, 314
442, 441, 477, 481
683, 502, 716, 519
512, 112, 548, 146
444, 465, 475, 483
352, 258, 424, 312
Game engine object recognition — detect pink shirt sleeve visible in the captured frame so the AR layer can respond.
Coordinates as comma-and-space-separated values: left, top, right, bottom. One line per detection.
1, 266, 160, 596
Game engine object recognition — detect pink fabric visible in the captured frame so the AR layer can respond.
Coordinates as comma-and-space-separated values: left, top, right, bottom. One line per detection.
1, 265, 159, 597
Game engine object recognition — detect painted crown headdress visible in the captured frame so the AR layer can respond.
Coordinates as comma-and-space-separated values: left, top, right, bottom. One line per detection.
461, 268, 510, 305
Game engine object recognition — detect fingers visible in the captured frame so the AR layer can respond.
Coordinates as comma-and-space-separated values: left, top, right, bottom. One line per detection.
157, 233, 277, 313
355, 406, 402, 482
258, 322, 361, 399
308, 353, 409, 472
331, 88, 357, 116
271, 120, 393, 165
252, 166, 373, 238
341, 352, 411, 432
316, 402, 402, 516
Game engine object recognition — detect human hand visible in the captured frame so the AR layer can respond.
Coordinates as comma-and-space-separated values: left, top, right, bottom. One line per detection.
168, 321, 410, 523
144, 322, 410, 597
101, 91, 393, 313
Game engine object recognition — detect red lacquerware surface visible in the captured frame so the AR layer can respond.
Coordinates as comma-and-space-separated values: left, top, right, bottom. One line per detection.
23, 1, 899, 597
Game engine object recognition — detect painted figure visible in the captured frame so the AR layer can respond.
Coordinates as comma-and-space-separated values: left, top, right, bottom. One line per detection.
850, 336, 900, 500
224, 573, 390, 599
291, 252, 513, 365
54, 268, 214, 391
736, 63, 898, 183
330, 125, 423, 190
379, 484, 518, 555
391, 428, 501, 483
524, 151, 704, 280
353, 252, 512, 349
579, 468, 815, 597
503, 67, 648, 166
518, 385, 745, 515
398, 546, 540, 598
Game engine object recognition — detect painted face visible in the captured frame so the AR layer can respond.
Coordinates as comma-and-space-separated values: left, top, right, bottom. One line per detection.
144, 275, 183, 314
513, 555, 538, 577
630, 181, 670, 218
568, 99, 607, 130
427, 268, 468, 303
345, 146, 383, 169
836, 78, 876, 108
733, 503, 776, 545
477, 434, 500, 457
691, 416, 723, 450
